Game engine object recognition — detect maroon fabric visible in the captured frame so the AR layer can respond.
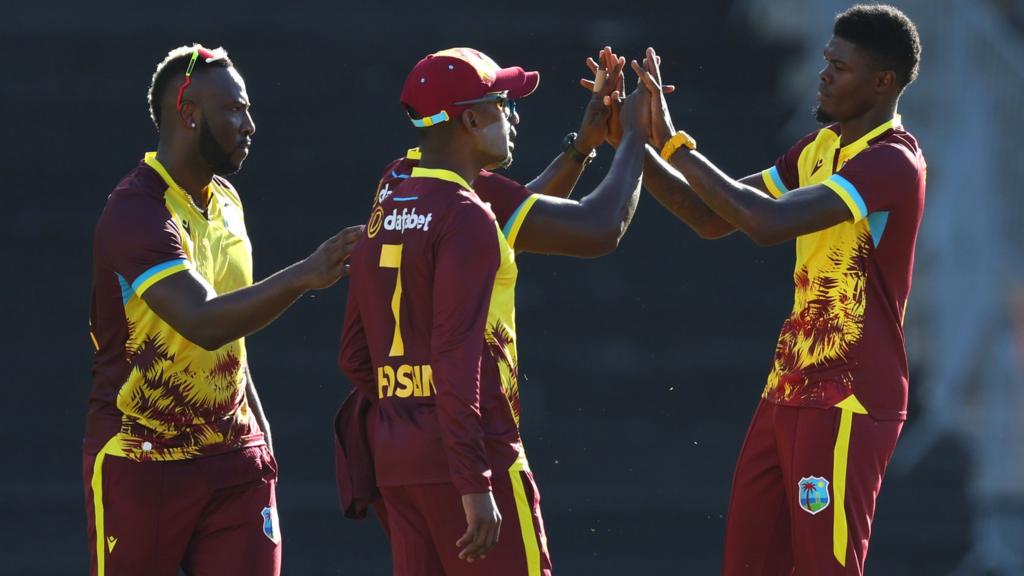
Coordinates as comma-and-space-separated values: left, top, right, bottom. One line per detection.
84, 445, 281, 575
766, 127, 927, 421
374, 156, 532, 231
333, 389, 381, 520
87, 162, 188, 452
722, 400, 902, 575
381, 471, 551, 576
339, 174, 509, 495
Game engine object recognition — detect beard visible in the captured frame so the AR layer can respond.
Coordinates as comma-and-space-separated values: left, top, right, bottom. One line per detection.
814, 105, 835, 124
198, 119, 240, 175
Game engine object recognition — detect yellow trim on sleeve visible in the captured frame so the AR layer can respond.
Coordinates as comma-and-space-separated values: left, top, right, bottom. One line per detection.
504, 194, 540, 249
831, 395, 866, 568
508, 457, 541, 576
822, 179, 867, 223
761, 169, 784, 198
133, 262, 190, 296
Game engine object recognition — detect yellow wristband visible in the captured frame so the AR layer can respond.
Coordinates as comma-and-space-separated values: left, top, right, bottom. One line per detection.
660, 130, 697, 161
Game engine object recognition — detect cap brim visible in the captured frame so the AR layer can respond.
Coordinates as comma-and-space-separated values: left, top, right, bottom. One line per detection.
492, 67, 540, 99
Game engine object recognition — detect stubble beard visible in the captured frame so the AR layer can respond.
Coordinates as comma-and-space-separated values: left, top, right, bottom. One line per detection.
199, 119, 241, 176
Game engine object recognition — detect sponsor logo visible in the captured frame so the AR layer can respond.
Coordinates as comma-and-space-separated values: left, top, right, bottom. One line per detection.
383, 208, 432, 234
367, 206, 384, 238
106, 536, 118, 553
378, 364, 435, 398
378, 183, 393, 204
811, 158, 824, 175
798, 476, 831, 515
261, 506, 281, 544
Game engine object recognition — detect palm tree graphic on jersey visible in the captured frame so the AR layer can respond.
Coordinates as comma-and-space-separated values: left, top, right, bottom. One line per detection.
486, 321, 521, 426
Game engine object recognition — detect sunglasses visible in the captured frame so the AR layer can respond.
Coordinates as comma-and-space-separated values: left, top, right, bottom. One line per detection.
455, 92, 517, 118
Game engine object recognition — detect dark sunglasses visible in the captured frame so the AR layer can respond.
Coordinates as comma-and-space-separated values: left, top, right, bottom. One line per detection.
455, 92, 517, 117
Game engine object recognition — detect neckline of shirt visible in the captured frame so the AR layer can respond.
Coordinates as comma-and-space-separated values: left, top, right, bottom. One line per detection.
409, 166, 474, 192
143, 152, 216, 218
837, 114, 902, 157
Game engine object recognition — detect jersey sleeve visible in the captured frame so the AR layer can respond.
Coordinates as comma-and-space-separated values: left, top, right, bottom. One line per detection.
474, 170, 538, 249
822, 143, 922, 222
96, 193, 190, 297
761, 130, 818, 198
430, 200, 501, 494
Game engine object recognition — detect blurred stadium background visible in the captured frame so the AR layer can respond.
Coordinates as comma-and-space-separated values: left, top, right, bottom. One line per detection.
3, 0, 1022, 573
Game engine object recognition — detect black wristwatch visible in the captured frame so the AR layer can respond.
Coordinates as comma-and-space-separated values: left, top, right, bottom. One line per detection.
561, 132, 597, 166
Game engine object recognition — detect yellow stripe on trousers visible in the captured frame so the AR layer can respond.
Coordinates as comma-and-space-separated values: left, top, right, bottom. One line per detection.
509, 457, 541, 576
91, 435, 127, 576
832, 395, 868, 567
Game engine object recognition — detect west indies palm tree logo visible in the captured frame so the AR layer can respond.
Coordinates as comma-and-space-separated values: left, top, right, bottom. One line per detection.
798, 476, 831, 515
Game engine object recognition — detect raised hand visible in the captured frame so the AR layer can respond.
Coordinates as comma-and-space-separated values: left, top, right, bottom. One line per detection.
456, 492, 502, 563
619, 79, 653, 141
631, 47, 677, 150
574, 46, 626, 153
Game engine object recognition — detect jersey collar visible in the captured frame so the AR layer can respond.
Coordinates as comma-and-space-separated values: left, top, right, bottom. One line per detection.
143, 152, 212, 214
406, 147, 422, 160
410, 166, 474, 192
839, 114, 901, 158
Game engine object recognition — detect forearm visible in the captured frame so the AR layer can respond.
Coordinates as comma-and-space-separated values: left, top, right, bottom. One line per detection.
182, 263, 311, 350
575, 130, 645, 248
642, 146, 736, 238
524, 152, 587, 199
667, 149, 783, 245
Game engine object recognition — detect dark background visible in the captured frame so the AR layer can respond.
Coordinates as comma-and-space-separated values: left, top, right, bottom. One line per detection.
2, 2, 968, 574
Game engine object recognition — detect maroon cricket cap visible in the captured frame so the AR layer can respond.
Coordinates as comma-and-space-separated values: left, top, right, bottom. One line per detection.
400, 47, 540, 127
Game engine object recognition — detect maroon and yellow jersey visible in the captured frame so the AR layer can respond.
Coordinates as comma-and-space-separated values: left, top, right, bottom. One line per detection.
87, 153, 262, 461
339, 157, 537, 495
759, 116, 926, 420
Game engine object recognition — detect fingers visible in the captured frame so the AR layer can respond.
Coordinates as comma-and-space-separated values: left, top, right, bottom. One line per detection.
456, 519, 500, 562
580, 78, 596, 91
585, 56, 599, 74
631, 60, 661, 95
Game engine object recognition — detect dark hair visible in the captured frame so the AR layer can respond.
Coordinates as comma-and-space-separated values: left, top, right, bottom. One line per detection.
834, 4, 921, 89
147, 44, 233, 129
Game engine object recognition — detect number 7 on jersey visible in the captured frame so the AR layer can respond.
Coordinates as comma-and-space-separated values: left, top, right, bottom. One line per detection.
380, 244, 404, 357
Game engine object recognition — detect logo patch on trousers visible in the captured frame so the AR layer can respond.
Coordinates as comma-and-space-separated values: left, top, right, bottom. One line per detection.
106, 536, 118, 553
261, 506, 281, 544
798, 476, 831, 515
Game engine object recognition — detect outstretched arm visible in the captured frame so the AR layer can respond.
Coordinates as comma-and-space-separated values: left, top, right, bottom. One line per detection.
635, 48, 850, 245
513, 65, 652, 258
524, 47, 623, 199
144, 226, 362, 350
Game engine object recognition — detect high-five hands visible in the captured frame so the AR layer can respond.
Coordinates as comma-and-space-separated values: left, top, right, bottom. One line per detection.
580, 46, 675, 149
574, 46, 626, 153
632, 47, 678, 150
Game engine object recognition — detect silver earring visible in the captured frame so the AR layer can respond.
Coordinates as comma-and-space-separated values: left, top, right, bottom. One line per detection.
190, 122, 196, 128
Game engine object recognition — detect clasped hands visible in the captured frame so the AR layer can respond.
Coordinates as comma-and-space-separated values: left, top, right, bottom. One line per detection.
575, 46, 681, 154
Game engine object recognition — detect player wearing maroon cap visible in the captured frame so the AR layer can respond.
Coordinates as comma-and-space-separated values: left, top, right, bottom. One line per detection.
338, 48, 652, 575
626, 5, 925, 575
86, 44, 361, 575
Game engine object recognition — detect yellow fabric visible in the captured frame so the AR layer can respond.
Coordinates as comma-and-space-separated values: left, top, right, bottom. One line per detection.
379, 244, 405, 356
406, 147, 422, 160
486, 225, 523, 426
508, 456, 541, 576
822, 179, 868, 222
410, 166, 473, 191
91, 435, 128, 575
832, 403, 859, 567
761, 169, 785, 199
111, 154, 255, 461
505, 194, 540, 249
762, 117, 899, 403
